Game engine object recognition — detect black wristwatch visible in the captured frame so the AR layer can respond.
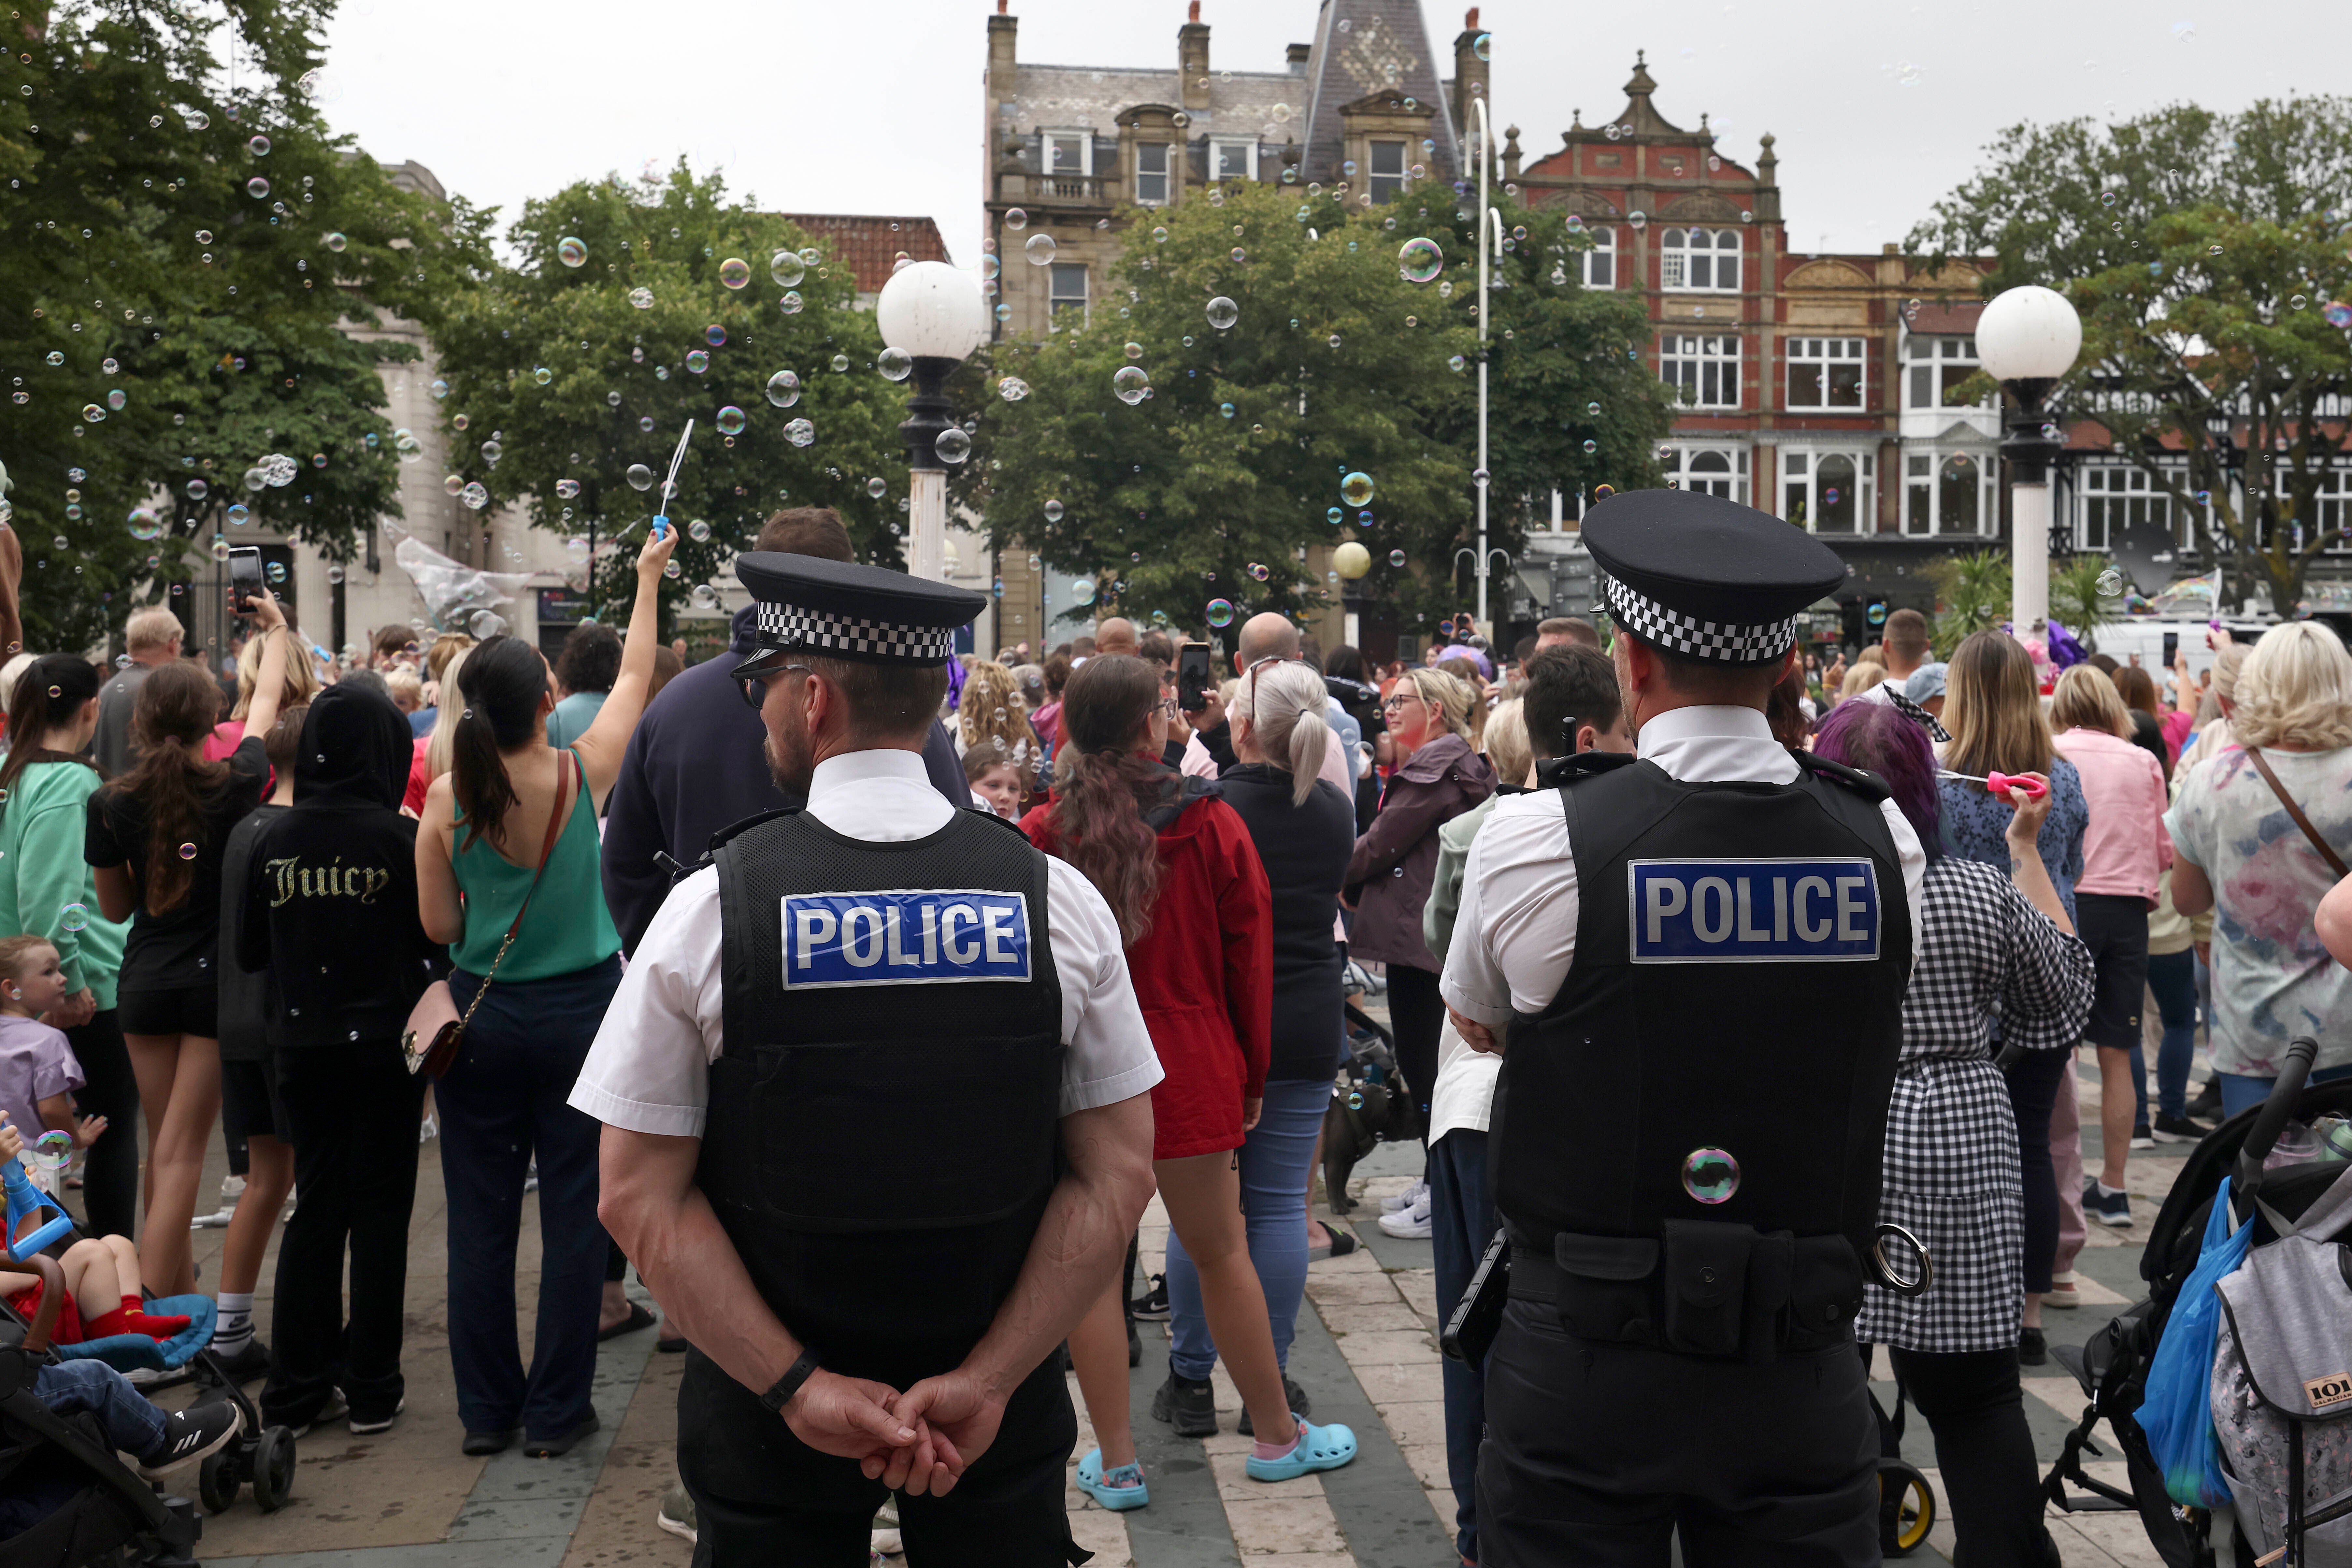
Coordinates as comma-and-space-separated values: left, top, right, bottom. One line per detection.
759, 1348, 821, 1416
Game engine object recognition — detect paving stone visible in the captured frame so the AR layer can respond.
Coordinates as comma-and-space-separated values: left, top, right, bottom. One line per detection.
1303, 1272, 1405, 1307
1370, 1401, 1445, 1451
1322, 1328, 1438, 1366
1345, 1362, 1443, 1407
1314, 1302, 1427, 1335
1222, 1495, 1348, 1555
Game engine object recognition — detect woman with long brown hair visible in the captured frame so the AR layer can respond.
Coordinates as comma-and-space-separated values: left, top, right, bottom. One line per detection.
85, 593, 290, 1295
1935, 629, 2088, 1365
1020, 655, 1356, 1509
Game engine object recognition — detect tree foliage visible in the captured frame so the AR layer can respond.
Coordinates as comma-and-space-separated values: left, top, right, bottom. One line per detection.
960, 180, 1667, 637
0, 0, 482, 652
1911, 97, 2352, 615
427, 167, 919, 631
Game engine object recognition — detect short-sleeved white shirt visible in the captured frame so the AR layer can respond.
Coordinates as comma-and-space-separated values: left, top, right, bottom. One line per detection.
570, 748, 1163, 1138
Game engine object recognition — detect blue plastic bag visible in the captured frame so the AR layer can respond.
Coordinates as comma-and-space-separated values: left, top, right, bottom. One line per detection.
2139, 1176, 2255, 1508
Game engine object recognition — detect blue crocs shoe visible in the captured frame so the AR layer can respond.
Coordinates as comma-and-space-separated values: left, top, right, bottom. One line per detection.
1075, 1447, 1150, 1511
1244, 1417, 1358, 1482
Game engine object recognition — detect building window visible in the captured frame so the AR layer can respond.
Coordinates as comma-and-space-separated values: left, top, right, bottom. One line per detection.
1905, 335, 1985, 409
1211, 138, 1255, 181
1784, 450, 1873, 534
1668, 447, 1748, 504
2314, 467, 2350, 554
1659, 227, 1741, 292
1579, 226, 1616, 289
1135, 142, 1170, 205
1368, 139, 1406, 203
1045, 131, 1090, 176
1660, 334, 1739, 409
2080, 464, 2177, 551
1907, 452, 1987, 536
1049, 262, 1088, 322
1786, 338, 1866, 409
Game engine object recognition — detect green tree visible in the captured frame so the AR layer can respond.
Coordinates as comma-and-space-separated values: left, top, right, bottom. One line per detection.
1, 0, 482, 651
962, 180, 1667, 637
2050, 554, 2119, 650
1923, 549, 2011, 657
427, 166, 918, 630
1911, 98, 2352, 615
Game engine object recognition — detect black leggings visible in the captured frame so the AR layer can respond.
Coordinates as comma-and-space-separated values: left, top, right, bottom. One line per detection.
2005, 1046, 2069, 1294
1385, 963, 1445, 1154
65, 1010, 139, 1240
1873, 1345, 2056, 1568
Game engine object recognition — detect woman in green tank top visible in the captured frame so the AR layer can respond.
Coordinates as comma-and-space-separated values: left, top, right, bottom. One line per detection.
414, 525, 675, 1457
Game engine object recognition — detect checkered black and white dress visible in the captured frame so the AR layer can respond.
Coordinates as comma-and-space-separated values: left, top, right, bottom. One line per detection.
1857, 856, 2095, 1354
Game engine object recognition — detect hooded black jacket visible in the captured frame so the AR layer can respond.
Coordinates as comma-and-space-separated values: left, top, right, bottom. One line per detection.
237, 685, 442, 1049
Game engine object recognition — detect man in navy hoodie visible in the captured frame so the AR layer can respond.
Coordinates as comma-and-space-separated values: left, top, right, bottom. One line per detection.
599, 509, 968, 953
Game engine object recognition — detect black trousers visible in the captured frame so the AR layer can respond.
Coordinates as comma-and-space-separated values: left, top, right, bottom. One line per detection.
678, 1344, 1083, 1568
1477, 1300, 1879, 1568
1385, 961, 1444, 1150
64, 1010, 138, 1240
2005, 1046, 2069, 1294
261, 1042, 425, 1427
1870, 1345, 2055, 1568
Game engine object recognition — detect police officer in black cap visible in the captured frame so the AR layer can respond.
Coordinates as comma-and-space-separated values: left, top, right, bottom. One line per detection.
1440, 489, 1927, 1566
576, 553, 1163, 1566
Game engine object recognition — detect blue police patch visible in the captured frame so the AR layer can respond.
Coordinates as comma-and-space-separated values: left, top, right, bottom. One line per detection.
1627, 858, 1880, 963
781, 890, 1032, 989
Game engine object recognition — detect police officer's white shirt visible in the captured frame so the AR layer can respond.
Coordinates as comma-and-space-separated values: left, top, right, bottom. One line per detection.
570, 748, 1165, 1139
1439, 705, 1928, 1028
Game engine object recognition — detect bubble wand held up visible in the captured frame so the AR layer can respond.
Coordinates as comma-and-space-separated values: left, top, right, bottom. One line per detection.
635, 419, 695, 542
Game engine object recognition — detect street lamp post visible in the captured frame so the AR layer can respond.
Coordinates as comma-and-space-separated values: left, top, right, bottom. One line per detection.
1975, 284, 2083, 635
1469, 96, 1506, 634
875, 261, 990, 583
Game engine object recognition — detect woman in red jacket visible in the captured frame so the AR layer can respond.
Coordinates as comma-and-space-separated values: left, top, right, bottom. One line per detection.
1022, 655, 1357, 1508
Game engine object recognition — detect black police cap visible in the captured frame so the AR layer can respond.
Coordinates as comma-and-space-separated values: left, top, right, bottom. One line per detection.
731, 551, 986, 676
1581, 488, 1845, 666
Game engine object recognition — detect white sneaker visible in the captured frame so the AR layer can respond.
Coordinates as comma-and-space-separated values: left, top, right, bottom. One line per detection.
1380, 1178, 1428, 1215
190, 1173, 246, 1230
1378, 1193, 1434, 1240
419, 1114, 439, 1144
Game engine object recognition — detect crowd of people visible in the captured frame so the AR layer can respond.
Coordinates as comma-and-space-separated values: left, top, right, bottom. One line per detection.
5, 497, 2352, 1568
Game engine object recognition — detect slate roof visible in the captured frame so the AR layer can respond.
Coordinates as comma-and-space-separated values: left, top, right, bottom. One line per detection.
1297, 0, 1463, 186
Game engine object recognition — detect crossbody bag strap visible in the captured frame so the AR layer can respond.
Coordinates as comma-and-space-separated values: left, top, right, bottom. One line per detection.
2245, 747, 2351, 878
457, 749, 580, 1028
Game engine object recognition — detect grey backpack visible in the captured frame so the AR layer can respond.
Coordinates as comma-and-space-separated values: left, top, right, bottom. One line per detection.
2212, 1161, 2352, 1563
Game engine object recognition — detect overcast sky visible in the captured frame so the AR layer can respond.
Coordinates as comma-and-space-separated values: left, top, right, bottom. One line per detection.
314, 0, 2327, 267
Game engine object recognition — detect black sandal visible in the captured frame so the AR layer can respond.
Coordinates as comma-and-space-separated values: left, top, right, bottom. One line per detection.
596, 1302, 656, 1342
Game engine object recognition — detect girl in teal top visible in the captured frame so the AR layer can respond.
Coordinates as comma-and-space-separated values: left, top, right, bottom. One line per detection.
413, 525, 676, 1457
0, 655, 138, 1238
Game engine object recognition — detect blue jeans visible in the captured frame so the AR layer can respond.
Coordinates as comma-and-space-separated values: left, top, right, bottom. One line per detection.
2217, 1062, 2352, 1118
0, 1361, 171, 1536
1428, 1128, 1493, 1566
437, 957, 620, 1441
1164, 1078, 1328, 1383
2145, 949, 2200, 1119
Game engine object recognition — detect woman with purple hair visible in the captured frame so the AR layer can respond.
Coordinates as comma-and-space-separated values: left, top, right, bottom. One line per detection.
1812, 700, 2095, 1568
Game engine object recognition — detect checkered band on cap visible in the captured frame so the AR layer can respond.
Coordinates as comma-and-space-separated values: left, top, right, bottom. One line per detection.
1601, 572, 1799, 665
756, 601, 953, 664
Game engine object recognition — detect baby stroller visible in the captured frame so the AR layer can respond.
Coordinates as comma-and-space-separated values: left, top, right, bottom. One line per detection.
0, 1252, 202, 1568
2041, 1036, 2352, 1567
1319, 999, 1418, 1216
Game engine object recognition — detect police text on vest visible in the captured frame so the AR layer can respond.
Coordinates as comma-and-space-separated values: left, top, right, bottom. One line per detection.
780, 890, 1032, 988
1626, 858, 1880, 963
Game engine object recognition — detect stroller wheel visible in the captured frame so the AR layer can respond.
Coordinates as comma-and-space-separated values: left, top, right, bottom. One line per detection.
252, 1426, 298, 1512
198, 1446, 242, 1513
1878, 1460, 1935, 1556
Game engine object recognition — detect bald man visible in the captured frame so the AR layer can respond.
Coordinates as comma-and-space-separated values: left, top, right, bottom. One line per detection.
1094, 618, 1140, 658
1232, 611, 1298, 676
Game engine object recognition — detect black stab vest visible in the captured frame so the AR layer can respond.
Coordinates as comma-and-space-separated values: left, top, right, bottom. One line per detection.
1495, 754, 1912, 1268
701, 805, 1064, 1378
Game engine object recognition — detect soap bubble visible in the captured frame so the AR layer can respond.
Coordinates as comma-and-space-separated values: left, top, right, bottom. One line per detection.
2290, 295, 2308, 311
716, 406, 746, 436
469, 611, 506, 638
1205, 598, 1235, 627
1628, 211, 1648, 232
188, 478, 210, 499
1340, 472, 1375, 508
1206, 295, 1239, 329
556, 479, 581, 499
1070, 578, 1095, 606
558, 236, 587, 267
183, 110, 208, 131
688, 520, 712, 542
771, 251, 806, 287
998, 376, 1031, 401
128, 508, 164, 540
460, 482, 489, 511
780, 291, 804, 315
1448, 354, 1466, 373
480, 439, 503, 465
81, 404, 105, 423
1043, 499, 1065, 523
59, 903, 88, 932
2096, 566, 2125, 597
1112, 366, 1149, 405
533, 366, 552, 385
1005, 208, 1027, 230
936, 428, 973, 464
1593, 483, 1615, 500
878, 347, 914, 381
1472, 31, 1492, 60
766, 370, 802, 407
692, 583, 718, 609
1123, 341, 1143, 360
867, 477, 888, 498
431, 379, 449, 400
718, 257, 752, 290
246, 175, 269, 199
830, 354, 850, 373
1587, 401, 1602, 416
258, 453, 299, 487
1397, 237, 1443, 282
1389, 549, 1406, 567
1025, 233, 1057, 266
211, 537, 231, 560
392, 430, 421, 463
326, 564, 345, 585
1220, 402, 1236, 418
1247, 562, 1270, 582
1681, 1147, 1739, 1205
629, 287, 654, 310
627, 464, 655, 491
323, 231, 347, 253
2325, 301, 2352, 328
686, 350, 710, 374
784, 418, 816, 447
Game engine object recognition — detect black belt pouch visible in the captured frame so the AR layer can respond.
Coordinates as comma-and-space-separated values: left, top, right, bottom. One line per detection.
1553, 1234, 1659, 1345
1661, 1219, 1753, 1358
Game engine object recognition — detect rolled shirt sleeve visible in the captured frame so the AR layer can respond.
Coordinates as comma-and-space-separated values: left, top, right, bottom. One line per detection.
1439, 795, 1580, 1029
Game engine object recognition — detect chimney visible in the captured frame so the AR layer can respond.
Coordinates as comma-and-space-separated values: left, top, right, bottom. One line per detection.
1452, 15, 1489, 139
1180, 8, 1210, 110
1286, 41, 1311, 73
988, 3, 1017, 92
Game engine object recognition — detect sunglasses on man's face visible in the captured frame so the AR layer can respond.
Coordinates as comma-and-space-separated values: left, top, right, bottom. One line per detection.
735, 663, 813, 711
